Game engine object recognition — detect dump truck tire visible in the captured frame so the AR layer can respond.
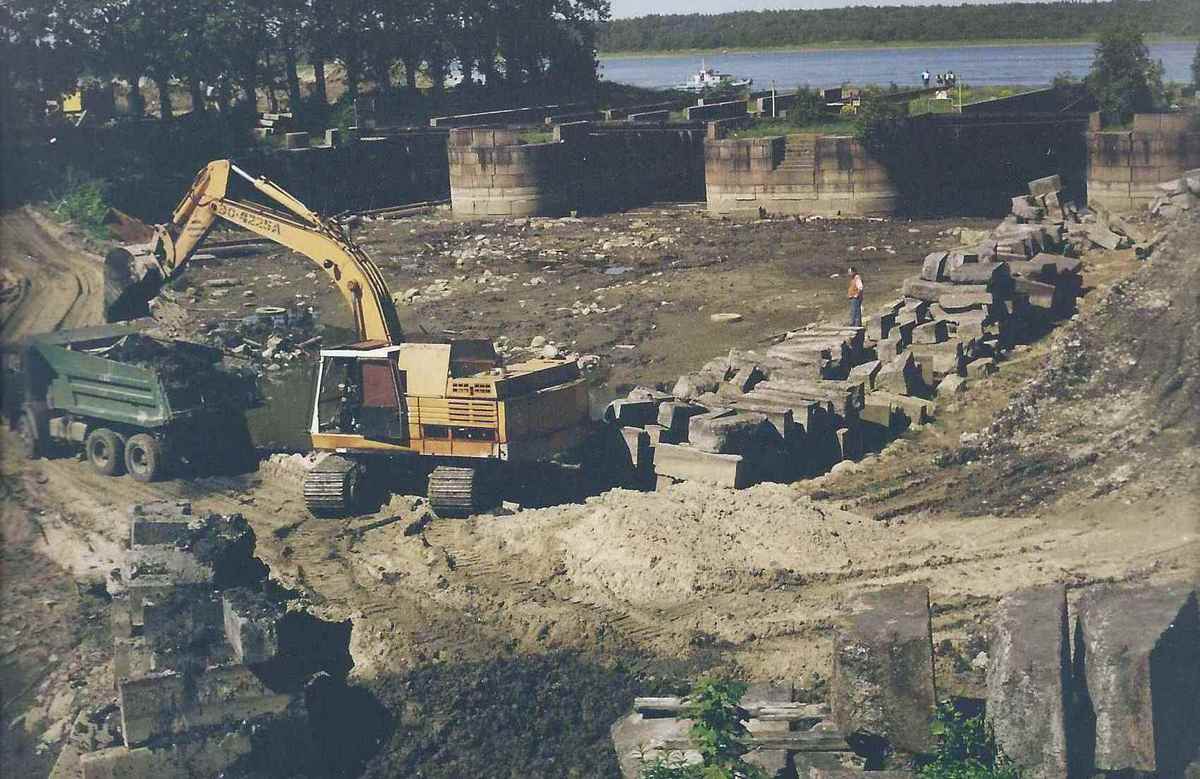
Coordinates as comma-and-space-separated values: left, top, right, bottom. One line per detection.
18, 410, 43, 459
124, 433, 163, 482
86, 428, 124, 476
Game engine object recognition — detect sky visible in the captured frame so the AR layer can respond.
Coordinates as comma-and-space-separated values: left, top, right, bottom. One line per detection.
609, 0, 1056, 20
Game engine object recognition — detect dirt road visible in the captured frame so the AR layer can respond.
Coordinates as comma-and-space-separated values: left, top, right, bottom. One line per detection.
0, 208, 103, 341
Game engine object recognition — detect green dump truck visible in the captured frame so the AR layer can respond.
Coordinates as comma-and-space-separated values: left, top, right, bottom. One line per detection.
7, 322, 256, 481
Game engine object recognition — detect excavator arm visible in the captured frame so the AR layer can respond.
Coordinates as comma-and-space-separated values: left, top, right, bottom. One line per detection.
103, 160, 403, 344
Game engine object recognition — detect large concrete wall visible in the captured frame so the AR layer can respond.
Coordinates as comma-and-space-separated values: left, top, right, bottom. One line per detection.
447, 124, 706, 217
1087, 112, 1200, 212
705, 134, 899, 217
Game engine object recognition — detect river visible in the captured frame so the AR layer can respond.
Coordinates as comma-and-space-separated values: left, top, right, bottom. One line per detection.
599, 41, 1197, 90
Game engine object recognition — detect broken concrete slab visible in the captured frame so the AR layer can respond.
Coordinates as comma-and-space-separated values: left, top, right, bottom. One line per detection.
129, 501, 195, 546
620, 427, 652, 471
987, 585, 1072, 779
119, 672, 188, 747
1075, 580, 1200, 776
847, 360, 881, 391
910, 320, 948, 345
935, 374, 968, 397
869, 392, 935, 425
1028, 174, 1062, 197
657, 401, 707, 442
832, 584, 937, 754
673, 372, 722, 401
652, 443, 747, 488
920, 252, 949, 282
604, 398, 661, 427
874, 352, 923, 397
964, 357, 996, 379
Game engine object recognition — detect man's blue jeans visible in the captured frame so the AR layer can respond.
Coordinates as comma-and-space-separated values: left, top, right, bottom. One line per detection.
849, 296, 862, 327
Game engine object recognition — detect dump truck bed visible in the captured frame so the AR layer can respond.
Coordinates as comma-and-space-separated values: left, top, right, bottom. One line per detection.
25, 322, 225, 429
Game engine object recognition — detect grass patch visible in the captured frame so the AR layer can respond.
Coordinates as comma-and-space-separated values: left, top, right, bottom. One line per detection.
51, 170, 111, 239
517, 129, 556, 144
730, 117, 855, 138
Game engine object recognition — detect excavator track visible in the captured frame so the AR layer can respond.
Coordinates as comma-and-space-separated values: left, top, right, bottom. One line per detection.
303, 455, 362, 517
427, 465, 492, 518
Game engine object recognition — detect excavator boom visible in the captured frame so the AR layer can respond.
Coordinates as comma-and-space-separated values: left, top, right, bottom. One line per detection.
103, 160, 403, 343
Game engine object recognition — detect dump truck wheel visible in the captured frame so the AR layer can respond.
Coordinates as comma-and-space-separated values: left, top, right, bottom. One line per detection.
303, 455, 363, 517
428, 465, 495, 517
124, 433, 163, 482
85, 428, 124, 476
18, 411, 42, 459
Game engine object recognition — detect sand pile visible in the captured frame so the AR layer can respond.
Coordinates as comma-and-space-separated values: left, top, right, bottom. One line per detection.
479, 480, 889, 609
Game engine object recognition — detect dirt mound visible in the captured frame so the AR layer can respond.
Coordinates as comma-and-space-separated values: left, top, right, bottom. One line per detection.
944, 211, 1200, 515
477, 480, 887, 610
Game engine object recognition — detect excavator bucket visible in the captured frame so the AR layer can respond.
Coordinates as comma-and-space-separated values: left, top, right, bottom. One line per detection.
104, 247, 163, 322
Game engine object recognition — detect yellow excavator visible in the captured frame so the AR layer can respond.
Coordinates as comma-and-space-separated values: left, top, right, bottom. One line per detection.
104, 160, 590, 516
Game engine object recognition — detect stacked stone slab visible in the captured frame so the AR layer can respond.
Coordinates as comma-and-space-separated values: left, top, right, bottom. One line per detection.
78, 501, 304, 779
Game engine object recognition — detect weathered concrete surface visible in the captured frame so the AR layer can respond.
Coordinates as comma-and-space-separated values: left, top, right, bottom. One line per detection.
688, 411, 772, 454
1075, 580, 1200, 775
653, 443, 747, 488
81, 731, 253, 779
609, 711, 695, 779
831, 584, 936, 754
986, 585, 1072, 779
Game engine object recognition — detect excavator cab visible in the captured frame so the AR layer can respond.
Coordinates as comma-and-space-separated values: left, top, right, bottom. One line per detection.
313, 344, 410, 444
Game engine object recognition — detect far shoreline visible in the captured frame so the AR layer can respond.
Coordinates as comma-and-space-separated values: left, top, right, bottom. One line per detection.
597, 35, 1199, 60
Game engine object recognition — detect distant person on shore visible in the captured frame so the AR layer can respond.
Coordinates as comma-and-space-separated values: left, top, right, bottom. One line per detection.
937, 73, 945, 87
922, 70, 930, 87
847, 266, 864, 327
947, 70, 956, 86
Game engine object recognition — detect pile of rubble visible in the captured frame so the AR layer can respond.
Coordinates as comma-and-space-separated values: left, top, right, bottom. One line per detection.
612, 579, 1200, 778
1148, 168, 1200, 219
605, 175, 1090, 491
196, 304, 321, 377
59, 501, 344, 778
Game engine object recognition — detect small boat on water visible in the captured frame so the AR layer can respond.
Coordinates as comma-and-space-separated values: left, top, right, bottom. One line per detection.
676, 61, 752, 93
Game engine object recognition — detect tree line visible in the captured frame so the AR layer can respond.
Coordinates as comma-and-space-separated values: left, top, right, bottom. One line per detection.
597, 0, 1198, 53
0, 0, 610, 125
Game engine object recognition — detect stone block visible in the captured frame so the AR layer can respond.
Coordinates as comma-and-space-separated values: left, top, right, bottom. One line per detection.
610, 711, 694, 779
874, 351, 923, 396
1028, 174, 1062, 197
910, 320, 947, 345
732, 365, 765, 393
987, 585, 1071, 779
673, 372, 722, 401
604, 398, 661, 427
129, 501, 194, 546
222, 589, 283, 665
283, 131, 309, 149
657, 401, 707, 443
964, 357, 996, 379
652, 443, 747, 488
688, 411, 771, 454
192, 665, 293, 726
920, 252, 949, 282
847, 360, 881, 390
324, 128, 343, 147
119, 671, 188, 746
935, 374, 968, 397
1075, 581, 1200, 775
81, 731, 253, 779
620, 427, 651, 470
869, 392, 934, 425
832, 584, 936, 754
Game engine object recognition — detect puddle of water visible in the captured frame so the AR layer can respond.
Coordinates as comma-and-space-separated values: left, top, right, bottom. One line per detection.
248, 362, 317, 451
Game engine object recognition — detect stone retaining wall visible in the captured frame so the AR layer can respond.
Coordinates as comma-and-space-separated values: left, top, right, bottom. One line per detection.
1087, 112, 1200, 212
447, 123, 706, 217
705, 134, 898, 217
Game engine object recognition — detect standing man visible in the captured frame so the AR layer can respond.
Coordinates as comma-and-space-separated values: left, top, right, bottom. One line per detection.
847, 266, 864, 327
922, 69, 930, 88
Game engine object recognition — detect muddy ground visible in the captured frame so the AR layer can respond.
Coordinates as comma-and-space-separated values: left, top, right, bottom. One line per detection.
1, 204, 1197, 777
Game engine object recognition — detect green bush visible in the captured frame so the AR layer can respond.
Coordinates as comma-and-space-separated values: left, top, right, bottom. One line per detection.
918, 702, 1019, 779
788, 86, 827, 127
53, 170, 111, 238
639, 679, 768, 779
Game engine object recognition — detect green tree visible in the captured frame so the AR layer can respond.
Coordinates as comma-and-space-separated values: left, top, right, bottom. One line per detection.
1086, 21, 1166, 127
787, 86, 825, 127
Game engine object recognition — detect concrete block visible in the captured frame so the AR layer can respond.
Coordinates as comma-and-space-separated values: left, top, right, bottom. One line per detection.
910, 320, 948, 345
81, 731, 253, 779
987, 585, 1072, 779
222, 589, 282, 665
324, 128, 343, 147
847, 360, 881, 390
920, 252, 949, 282
1028, 174, 1062, 197
935, 374, 968, 397
688, 411, 770, 454
283, 131, 309, 150
657, 401, 707, 443
610, 711, 693, 779
874, 352, 922, 396
652, 443, 747, 488
119, 671, 188, 746
832, 584, 936, 754
620, 427, 651, 470
964, 357, 996, 379
129, 501, 194, 546
672, 372, 722, 401
869, 392, 934, 425
1075, 581, 1200, 775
